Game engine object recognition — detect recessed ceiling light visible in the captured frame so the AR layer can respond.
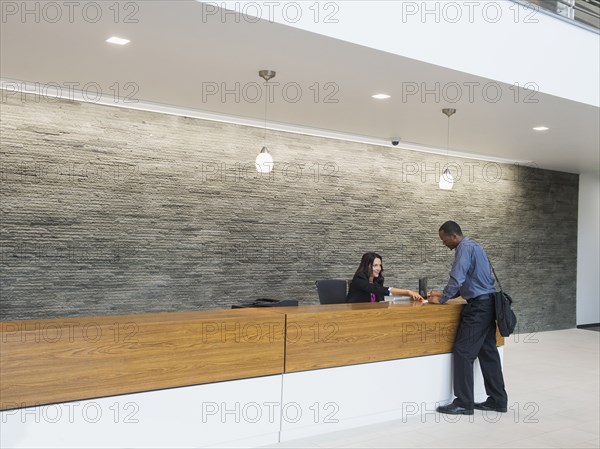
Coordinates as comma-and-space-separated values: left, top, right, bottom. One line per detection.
106, 36, 130, 45
372, 94, 390, 100
533, 126, 549, 131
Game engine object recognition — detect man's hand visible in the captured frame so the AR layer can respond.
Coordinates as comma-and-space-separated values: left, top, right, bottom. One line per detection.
427, 290, 443, 304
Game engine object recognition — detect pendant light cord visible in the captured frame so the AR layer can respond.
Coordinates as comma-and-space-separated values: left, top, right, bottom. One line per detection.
263, 80, 268, 145
446, 114, 450, 165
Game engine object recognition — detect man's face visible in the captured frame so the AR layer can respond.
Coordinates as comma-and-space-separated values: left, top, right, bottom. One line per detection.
439, 230, 459, 250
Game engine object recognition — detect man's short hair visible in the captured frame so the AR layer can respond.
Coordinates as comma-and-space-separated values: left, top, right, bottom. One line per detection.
439, 221, 463, 236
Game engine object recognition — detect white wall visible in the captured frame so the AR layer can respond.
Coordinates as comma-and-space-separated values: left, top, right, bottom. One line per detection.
218, 0, 600, 107
577, 174, 600, 325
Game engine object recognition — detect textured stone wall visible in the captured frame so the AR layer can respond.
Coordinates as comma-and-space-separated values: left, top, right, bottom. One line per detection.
0, 94, 578, 332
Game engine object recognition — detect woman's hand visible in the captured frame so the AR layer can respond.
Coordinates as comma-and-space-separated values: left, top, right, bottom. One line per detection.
406, 290, 424, 301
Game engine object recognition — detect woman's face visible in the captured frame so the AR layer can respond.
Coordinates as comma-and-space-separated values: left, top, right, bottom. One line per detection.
370, 258, 382, 279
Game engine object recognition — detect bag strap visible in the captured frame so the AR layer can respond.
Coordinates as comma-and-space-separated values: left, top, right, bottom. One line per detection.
489, 258, 514, 307
488, 259, 504, 292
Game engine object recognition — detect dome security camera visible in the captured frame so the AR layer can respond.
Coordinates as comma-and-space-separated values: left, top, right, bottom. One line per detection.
391, 137, 401, 146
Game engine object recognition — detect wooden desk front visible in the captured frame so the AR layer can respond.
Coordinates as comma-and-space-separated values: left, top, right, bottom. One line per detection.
273, 301, 504, 372
0, 301, 503, 410
0, 308, 285, 410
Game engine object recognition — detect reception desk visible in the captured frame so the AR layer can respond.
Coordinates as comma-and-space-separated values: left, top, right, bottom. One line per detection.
0, 301, 504, 448
0, 308, 286, 410
274, 301, 502, 372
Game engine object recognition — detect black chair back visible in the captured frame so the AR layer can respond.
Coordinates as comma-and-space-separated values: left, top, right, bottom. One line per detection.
315, 279, 348, 304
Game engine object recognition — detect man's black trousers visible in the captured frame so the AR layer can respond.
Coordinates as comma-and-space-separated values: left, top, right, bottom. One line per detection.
452, 298, 508, 408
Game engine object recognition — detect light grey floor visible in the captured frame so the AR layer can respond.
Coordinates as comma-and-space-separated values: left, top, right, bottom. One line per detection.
263, 328, 600, 448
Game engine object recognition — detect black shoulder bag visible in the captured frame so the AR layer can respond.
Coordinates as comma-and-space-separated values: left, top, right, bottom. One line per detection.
490, 263, 517, 337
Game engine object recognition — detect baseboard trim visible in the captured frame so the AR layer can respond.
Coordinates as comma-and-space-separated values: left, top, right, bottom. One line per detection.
577, 323, 600, 329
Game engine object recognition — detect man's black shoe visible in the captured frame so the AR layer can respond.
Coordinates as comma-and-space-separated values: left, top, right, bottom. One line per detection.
436, 403, 474, 415
474, 401, 508, 413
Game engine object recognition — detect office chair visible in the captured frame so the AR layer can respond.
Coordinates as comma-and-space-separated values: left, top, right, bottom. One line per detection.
315, 279, 348, 304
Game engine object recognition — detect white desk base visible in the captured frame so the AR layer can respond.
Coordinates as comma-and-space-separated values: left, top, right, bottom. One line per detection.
0, 348, 502, 448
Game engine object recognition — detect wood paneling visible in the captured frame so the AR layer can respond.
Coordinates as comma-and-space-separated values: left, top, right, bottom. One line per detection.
0, 303, 504, 410
0, 309, 285, 410
275, 301, 504, 372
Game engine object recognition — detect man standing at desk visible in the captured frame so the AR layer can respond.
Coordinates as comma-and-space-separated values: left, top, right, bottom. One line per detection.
428, 221, 508, 415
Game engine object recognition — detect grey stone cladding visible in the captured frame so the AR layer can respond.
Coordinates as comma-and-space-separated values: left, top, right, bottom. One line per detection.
0, 94, 578, 333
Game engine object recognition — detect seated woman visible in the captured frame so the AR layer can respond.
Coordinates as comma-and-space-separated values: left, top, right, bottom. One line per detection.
346, 252, 423, 303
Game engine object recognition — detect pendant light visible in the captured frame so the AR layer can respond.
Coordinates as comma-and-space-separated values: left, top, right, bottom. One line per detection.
439, 108, 456, 190
256, 69, 276, 173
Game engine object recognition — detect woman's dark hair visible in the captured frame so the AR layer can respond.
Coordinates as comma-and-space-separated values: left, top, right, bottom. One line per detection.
355, 252, 384, 284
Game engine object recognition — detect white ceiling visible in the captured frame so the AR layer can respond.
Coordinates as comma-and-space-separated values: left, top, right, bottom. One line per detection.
1, 0, 598, 174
